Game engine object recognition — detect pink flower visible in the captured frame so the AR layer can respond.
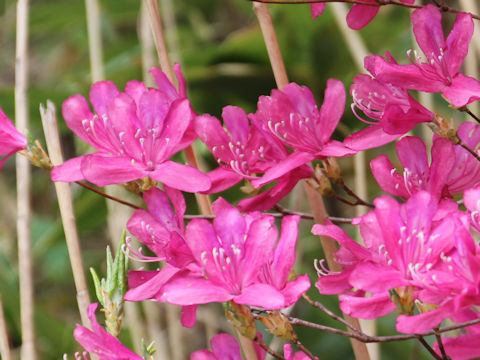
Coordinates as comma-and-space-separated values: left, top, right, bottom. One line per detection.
369, 5, 480, 107
73, 303, 143, 360
52, 64, 210, 192
311, 0, 414, 30
126, 187, 192, 268
158, 198, 308, 310
191, 333, 265, 360
195, 106, 312, 211
435, 323, 480, 360
0, 108, 27, 167
313, 192, 458, 320
370, 123, 480, 199
395, 218, 480, 334
283, 344, 312, 360
345, 55, 434, 151
464, 186, 480, 232
251, 80, 355, 188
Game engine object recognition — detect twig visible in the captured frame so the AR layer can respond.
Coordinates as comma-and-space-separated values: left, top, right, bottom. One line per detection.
15, 0, 35, 358
417, 336, 442, 360
247, 0, 480, 20
458, 139, 480, 162
302, 294, 362, 335
74, 181, 142, 210
254, 335, 285, 360
40, 101, 91, 328
294, 339, 317, 360
460, 107, 480, 125
287, 315, 480, 342
184, 211, 353, 223
0, 295, 11, 360
434, 328, 448, 360
339, 181, 374, 208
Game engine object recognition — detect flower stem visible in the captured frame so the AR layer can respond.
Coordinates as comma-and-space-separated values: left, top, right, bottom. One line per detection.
417, 336, 442, 360
254, 335, 285, 359
433, 328, 448, 360
74, 181, 142, 210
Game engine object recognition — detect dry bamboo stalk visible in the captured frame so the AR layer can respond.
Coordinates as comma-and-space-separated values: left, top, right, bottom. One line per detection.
85, 0, 104, 82
40, 101, 91, 327
0, 295, 12, 360
144, 0, 213, 216
328, 4, 377, 359
140, 0, 156, 87
15, 0, 35, 358
253, 3, 370, 360
159, 0, 182, 65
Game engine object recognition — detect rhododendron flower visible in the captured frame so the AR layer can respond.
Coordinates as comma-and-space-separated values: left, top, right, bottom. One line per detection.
311, 0, 414, 30
251, 79, 355, 188
74, 303, 143, 360
0, 108, 27, 167
190, 333, 265, 360
313, 192, 458, 320
369, 5, 480, 107
159, 198, 309, 309
464, 186, 480, 232
371, 123, 480, 199
195, 105, 312, 211
395, 219, 480, 334
52, 64, 210, 192
283, 344, 311, 360
345, 55, 434, 150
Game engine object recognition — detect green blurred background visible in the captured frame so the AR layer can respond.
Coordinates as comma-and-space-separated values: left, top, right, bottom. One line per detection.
0, 0, 447, 358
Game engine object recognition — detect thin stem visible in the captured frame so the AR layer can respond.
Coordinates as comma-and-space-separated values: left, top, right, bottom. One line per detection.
302, 294, 362, 335
458, 140, 480, 162
183, 212, 353, 223
247, 0, 480, 20
294, 339, 317, 360
74, 181, 142, 210
287, 315, 480, 343
417, 336, 442, 360
330, 192, 374, 208
15, 0, 35, 358
254, 335, 285, 360
339, 181, 374, 208
40, 101, 91, 328
460, 107, 480, 125
434, 328, 448, 360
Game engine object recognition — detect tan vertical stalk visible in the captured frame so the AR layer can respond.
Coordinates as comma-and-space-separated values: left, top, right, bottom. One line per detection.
0, 295, 12, 360
329, 4, 377, 359
40, 101, 91, 327
15, 0, 35, 358
253, 3, 370, 360
85, 0, 104, 82
144, 0, 213, 216
140, 1, 156, 87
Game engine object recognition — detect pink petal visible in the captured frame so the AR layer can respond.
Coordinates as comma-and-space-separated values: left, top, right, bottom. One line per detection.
149, 160, 211, 192
81, 154, 146, 187
61, 94, 95, 145
396, 304, 452, 333
191, 350, 217, 360
250, 151, 314, 188
316, 269, 353, 295
210, 334, 243, 360
202, 167, 242, 194
89, 80, 120, 116
124, 80, 147, 107
346, 3, 379, 30
349, 262, 407, 293
181, 305, 198, 328
411, 5, 445, 64
396, 136, 428, 175
445, 11, 474, 75
370, 154, 408, 197
222, 106, 249, 144
234, 283, 285, 309
443, 73, 480, 107
150, 67, 179, 101
340, 293, 396, 319
272, 216, 300, 287
345, 125, 400, 151
125, 266, 180, 301
160, 275, 234, 305
282, 275, 311, 307
310, 4, 325, 18
50, 156, 85, 182
317, 140, 357, 157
